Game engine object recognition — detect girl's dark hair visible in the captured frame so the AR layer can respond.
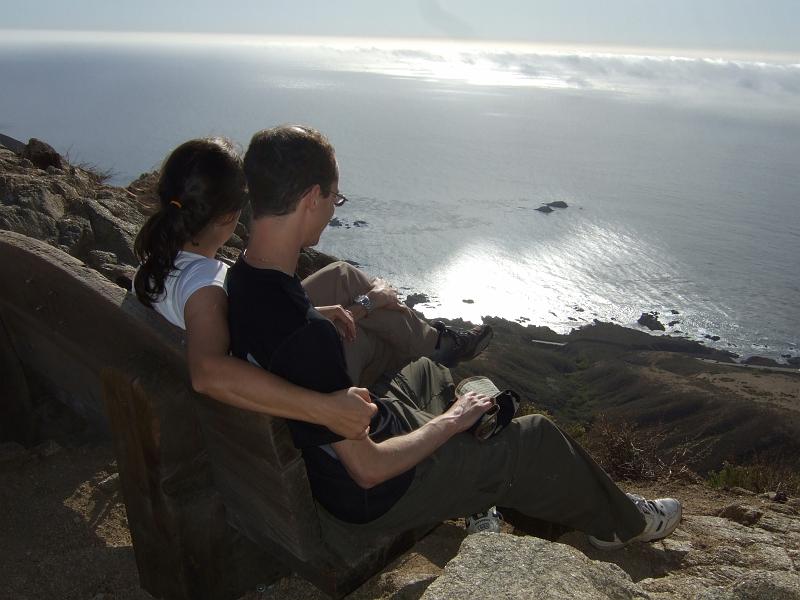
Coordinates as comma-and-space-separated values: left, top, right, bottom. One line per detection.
133, 137, 247, 308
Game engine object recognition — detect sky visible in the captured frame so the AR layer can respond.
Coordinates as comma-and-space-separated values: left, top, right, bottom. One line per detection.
2, 0, 799, 57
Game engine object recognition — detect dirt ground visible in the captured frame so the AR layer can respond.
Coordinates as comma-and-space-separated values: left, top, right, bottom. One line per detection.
0, 440, 742, 600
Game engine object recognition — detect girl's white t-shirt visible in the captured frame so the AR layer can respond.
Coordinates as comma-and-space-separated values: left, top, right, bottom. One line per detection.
139, 251, 229, 329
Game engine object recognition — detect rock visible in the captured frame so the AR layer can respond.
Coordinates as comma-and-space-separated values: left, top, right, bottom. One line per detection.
715, 504, 764, 526
353, 220, 368, 227
743, 356, 781, 368
295, 247, 338, 280
535, 205, 554, 214
96, 262, 136, 290
670, 309, 680, 315
462, 299, 474, 304
0, 132, 26, 153
788, 357, 800, 367
638, 312, 665, 331
328, 217, 343, 227
766, 491, 789, 504
727, 571, 800, 599
97, 472, 120, 494
405, 292, 429, 309
546, 201, 568, 209
0, 146, 147, 287
22, 138, 64, 170
668, 320, 680, 327
705, 334, 721, 342
86, 250, 118, 268
422, 534, 647, 600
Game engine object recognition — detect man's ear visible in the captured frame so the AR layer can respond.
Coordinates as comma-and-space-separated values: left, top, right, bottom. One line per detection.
299, 184, 322, 211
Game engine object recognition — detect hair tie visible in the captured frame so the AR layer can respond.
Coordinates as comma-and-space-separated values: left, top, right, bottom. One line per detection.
169, 199, 182, 209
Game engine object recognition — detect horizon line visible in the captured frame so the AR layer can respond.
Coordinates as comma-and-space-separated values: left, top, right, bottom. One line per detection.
2, 28, 799, 64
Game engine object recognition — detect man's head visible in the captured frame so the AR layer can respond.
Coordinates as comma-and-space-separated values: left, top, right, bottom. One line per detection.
244, 125, 338, 220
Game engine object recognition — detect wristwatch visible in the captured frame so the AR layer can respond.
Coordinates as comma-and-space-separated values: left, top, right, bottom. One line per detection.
353, 294, 373, 314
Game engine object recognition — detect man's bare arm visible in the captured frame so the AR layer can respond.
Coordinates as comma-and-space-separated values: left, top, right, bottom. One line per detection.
331, 391, 494, 488
184, 286, 377, 439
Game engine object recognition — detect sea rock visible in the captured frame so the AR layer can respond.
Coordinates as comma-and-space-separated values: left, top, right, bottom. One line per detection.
353, 220, 368, 227
705, 334, 721, 342
405, 292, 430, 309
668, 320, 680, 327
535, 205, 554, 214
638, 312, 665, 331
22, 138, 64, 170
462, 299, 474, 304
328, 217, 343, 227
546, 200, 568, 209
422, 533, 646, 600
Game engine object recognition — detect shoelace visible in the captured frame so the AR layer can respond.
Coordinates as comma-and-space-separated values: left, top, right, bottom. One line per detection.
631, 496, 666, 533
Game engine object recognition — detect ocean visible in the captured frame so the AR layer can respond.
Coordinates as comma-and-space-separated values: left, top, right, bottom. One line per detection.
1, 31, 798, 361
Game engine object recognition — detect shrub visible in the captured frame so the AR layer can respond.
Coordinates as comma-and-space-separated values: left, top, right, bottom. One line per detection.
708, 461, 800, 496
582, 414, 701, 482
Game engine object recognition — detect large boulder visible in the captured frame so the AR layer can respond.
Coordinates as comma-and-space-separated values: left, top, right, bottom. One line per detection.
21, 138, 65, 170
422, 533, 647, 599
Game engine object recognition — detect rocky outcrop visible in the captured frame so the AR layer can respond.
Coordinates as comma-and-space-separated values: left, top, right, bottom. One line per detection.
638, 311, 666, 331
253, 485, 800, 599
0, 143, 148, 288
422, 534, 645, 599
0, 141, 328, 288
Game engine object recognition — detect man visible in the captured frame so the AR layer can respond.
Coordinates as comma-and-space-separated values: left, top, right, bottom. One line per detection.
227, 124, 681, 549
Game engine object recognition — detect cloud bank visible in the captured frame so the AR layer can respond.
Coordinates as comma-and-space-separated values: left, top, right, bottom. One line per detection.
320, 41, 800, 113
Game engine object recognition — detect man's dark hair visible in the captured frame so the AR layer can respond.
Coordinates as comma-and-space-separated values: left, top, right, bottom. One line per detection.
244, 125, 337, 218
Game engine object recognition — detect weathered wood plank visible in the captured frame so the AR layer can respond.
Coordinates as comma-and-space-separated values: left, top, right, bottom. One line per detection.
1, 230, 433, 599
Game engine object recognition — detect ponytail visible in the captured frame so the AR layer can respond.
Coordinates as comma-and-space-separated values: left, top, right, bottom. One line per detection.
133, 137, 246, 307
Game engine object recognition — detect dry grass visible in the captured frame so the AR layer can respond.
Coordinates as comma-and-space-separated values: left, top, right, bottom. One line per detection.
708, 460, 800, 496
580, 415, 702, 483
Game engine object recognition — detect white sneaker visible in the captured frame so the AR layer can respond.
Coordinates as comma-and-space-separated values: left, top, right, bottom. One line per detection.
588, 494, 682, 550
466, 506, 503, 534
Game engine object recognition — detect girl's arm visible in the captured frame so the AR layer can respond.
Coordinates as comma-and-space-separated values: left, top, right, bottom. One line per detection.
183, 285, 376, 439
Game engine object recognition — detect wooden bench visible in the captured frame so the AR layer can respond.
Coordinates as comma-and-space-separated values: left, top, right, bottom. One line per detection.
0, 231, 429, 599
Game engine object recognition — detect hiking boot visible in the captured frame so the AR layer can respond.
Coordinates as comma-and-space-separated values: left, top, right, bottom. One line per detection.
466, 506, 503, 534
431, 321, 493, 367
588, 494, 682, 550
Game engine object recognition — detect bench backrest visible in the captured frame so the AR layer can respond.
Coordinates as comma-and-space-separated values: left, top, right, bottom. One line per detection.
0, 230, 431, 598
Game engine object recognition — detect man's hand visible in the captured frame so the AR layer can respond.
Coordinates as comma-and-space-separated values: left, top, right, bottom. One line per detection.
368, 278, 406, 311
317, 304, 357, 341
325, 387, 377, 440
439, 391, 495, 434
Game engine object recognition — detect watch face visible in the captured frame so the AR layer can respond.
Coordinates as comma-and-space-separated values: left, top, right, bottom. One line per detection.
356, 294, 372, 311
